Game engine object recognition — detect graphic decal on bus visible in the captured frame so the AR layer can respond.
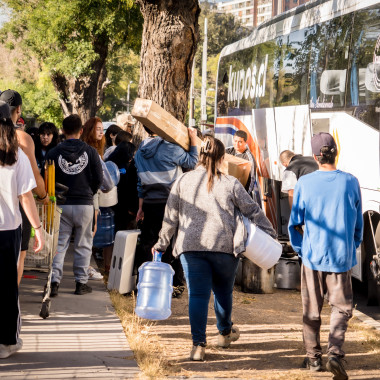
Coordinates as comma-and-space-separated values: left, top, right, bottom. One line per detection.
216, 116, 278, 230
227, 55, 268, 108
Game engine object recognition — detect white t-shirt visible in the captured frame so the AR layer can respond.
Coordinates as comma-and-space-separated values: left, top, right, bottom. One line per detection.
0, 148, 36, 230
281, 170, 297, 193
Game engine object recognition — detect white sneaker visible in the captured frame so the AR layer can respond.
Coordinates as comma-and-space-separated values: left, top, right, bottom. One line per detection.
217, 326, 240, 348
190, 345, 205, 361
88, 266, 103, 280
0, 338, 23, 359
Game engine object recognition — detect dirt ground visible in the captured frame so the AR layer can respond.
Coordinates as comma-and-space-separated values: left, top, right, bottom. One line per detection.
139, 286, 380, 379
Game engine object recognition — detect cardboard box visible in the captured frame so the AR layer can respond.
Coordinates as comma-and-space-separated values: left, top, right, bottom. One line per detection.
132, 98, 251, 186
132, 98, 198, 151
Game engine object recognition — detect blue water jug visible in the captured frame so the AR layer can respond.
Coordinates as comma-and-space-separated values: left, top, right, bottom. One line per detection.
93, 207, 115, 248
135, 251, 174, 320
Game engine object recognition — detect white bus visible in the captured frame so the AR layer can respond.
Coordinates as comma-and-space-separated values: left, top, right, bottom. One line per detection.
215, 0, 380, 304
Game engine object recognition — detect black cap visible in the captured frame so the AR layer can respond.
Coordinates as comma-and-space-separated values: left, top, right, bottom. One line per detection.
311, 132, 337, 156
0, 89, 22, 109
0, 101, 15, 127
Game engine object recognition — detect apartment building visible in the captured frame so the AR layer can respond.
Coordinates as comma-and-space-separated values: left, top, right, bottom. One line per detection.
272, 0, 309, 15
217, 0, 255, 28
216, 0, 309, 28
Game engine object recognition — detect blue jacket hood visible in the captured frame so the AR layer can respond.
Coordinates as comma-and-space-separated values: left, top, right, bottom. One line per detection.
139, 137, 164, 159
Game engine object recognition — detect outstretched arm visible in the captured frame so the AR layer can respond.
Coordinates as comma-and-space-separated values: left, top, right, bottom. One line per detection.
17, 130, 49, 204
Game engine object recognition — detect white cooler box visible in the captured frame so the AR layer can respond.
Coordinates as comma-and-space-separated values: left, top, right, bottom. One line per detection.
107, 229, 140, 294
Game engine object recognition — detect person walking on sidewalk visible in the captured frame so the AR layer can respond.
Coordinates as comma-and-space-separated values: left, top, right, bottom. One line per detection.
46, 114, 103, 296
135, 125, 198, 297
0, 89, 49, 286
288, 132, 363, 379
154, 136, 276, 361
0, 101, 44, 359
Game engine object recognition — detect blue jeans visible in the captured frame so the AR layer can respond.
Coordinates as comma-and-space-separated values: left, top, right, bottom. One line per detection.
52, 205, 94, 284
180, 251, 239, 345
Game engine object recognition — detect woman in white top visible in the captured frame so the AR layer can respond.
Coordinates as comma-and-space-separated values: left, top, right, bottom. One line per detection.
0, 101, 44, 359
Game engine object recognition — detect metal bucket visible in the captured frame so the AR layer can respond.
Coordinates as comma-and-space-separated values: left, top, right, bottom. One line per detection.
275, 257, 301, 290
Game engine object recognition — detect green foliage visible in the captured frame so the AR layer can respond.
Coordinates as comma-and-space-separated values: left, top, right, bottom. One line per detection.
0, 0, 142, 78
0, 73, 63, 126
0, 0, 143, 122
99, 47, 140, 121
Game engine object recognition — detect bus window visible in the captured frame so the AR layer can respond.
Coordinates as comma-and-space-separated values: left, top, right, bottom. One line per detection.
349, 7, 380, 130
309, 14, 353, 110
216, 40, 278, 116
276, 28, 312, 107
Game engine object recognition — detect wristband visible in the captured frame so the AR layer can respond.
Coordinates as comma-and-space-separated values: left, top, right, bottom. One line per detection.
37, 193, 48, 201
33, 224, 42, 230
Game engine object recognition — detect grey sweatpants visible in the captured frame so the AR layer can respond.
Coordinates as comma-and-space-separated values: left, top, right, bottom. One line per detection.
52, 205, 94, 284
301, 264, 353, 359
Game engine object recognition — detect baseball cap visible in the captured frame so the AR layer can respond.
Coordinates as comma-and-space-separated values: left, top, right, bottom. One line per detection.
0, 100, 15, 127
311, 132, 337, 156
0, 89, 22, 109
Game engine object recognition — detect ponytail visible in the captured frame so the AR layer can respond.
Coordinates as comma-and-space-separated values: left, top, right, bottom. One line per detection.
198, 136, 225, 192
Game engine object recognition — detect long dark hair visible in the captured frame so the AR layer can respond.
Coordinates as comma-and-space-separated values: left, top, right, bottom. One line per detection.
0, 121, 18, 166
104, 124, 122, 147
35, 122, 59, 151
198, 135, 225, 192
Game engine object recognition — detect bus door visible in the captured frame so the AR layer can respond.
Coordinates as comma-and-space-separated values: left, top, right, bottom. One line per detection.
250, 104, 312, 238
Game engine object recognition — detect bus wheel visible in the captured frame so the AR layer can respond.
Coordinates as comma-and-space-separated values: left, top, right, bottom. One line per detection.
364, 211, 380, 306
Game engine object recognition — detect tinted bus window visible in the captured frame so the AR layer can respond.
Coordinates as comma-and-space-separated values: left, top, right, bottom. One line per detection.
217, 40, 278, 116
349, 7, 380, 130
276, 28, 312, 106
309, 14, 353, 110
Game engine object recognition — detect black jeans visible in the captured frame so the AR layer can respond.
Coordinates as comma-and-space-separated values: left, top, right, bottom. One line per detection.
0, 226, 21, 345
136, 202, 184, 287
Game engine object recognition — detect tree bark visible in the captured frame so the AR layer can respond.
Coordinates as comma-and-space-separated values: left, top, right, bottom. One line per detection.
134, 0, 200, 144
51, 39, 109, 123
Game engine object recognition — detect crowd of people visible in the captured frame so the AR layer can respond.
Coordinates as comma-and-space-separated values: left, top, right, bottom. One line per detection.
0, 88, 363, 380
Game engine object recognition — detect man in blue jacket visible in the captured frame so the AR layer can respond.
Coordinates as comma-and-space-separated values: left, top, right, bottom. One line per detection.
289, 132, 363, 379
135, 126, 198, 295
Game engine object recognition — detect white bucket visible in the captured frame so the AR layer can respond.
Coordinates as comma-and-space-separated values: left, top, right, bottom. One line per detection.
243, 217, 282, 270
99, 186, 118, 207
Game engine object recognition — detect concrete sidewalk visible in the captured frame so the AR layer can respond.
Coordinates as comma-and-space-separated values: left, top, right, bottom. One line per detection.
0, 250, 140, 379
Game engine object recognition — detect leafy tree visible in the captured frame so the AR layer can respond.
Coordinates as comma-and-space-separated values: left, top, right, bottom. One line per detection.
0, 41, 63, 125
99, 47, 140, 121
0, 0, 143, 122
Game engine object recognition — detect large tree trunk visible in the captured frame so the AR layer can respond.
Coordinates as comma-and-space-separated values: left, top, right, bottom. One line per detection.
51, 40, 110, 124
134, 0, 200, 144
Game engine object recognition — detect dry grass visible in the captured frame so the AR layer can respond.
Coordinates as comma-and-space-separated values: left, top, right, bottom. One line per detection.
349, 317, 380, 351
109, 291, 173, 379
109, 286, 380, 380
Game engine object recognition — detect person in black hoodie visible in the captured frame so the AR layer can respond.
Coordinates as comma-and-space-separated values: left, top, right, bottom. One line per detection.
107, 141, 138, 232
45, 114, 103, 296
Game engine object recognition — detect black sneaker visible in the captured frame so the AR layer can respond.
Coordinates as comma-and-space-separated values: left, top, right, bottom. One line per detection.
74, 282, 92, 295
301, 356, 322, 372
326, 356, 348, 380
50, 282, 59, 298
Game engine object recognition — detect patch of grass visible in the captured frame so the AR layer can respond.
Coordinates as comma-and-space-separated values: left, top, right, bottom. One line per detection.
110, 290, 173, 379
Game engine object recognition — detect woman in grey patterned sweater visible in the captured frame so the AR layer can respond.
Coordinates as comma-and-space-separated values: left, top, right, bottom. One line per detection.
154, 136, 276, 361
